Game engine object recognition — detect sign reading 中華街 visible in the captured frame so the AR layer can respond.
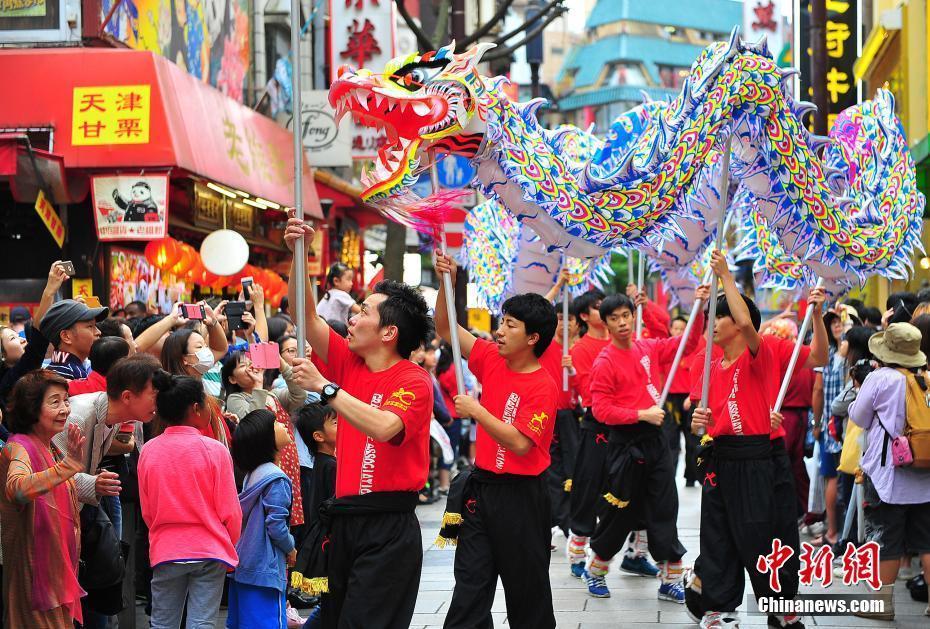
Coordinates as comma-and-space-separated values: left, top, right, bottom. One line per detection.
72, 85, 152, 146
0, 0, 45, 17
91, 174, 168, 241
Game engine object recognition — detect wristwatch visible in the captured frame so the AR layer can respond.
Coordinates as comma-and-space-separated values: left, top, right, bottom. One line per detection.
320, 382, 341, 403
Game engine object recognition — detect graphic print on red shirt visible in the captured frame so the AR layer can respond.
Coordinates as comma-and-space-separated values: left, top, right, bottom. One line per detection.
468, 339, 558, 476
570, 334, 610, 409
539, 341, 574, 410
701, 335, 811, 439
311, 327, 433, 497
589, 320, 703, 426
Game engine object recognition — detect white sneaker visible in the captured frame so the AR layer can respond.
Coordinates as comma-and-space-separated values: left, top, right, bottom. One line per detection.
701, 611, 740, 628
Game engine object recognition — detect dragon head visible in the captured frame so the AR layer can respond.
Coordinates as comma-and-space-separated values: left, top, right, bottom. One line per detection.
329, 41, 494, 202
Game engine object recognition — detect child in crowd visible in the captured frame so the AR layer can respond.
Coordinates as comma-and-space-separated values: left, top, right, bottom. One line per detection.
139, 375, 241, 629
227, 409, 298, 629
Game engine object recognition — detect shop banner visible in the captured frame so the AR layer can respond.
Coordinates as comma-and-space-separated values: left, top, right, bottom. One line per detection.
34, 189, 64, 248
743, 0, 786, 62
92, 173, 169, 241
110, 247, 188, 311
329, 0, 396, 159
0, 0, 45, 17
297, 90, 352, 167
72, 85, 152, 146
794, 0, 862, 129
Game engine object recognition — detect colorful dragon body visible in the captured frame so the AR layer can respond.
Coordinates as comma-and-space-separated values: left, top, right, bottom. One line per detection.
329, 31, 924, 293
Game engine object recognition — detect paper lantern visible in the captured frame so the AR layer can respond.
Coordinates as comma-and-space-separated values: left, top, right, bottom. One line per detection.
201, 229, 249, 276
145, 238, 181, 270
169, 242, 197, 277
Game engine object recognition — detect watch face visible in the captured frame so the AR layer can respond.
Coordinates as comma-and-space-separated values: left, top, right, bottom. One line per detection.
324, 384, 338, 397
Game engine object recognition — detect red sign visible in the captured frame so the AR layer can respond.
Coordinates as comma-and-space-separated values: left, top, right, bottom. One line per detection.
0, 48, 322, 216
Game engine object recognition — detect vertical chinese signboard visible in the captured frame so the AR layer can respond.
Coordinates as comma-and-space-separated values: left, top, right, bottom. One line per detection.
329, 0, 396, 159
793, 0, 863, 131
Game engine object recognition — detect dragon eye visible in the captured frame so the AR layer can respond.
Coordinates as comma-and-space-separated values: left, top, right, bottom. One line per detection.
394, 61, 447, 92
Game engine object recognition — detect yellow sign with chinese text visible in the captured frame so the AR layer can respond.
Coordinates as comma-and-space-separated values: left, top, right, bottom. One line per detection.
72, 279, 93, 299
35, 190, 65, 248
72, 85, 151, 146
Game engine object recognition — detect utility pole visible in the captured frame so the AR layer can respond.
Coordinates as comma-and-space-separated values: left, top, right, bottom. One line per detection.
810, 0, 828, 135
451, 0, 466, 41
526, 0, 545, 99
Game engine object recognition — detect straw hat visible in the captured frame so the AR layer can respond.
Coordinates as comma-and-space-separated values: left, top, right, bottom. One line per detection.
868, 322, 927, 369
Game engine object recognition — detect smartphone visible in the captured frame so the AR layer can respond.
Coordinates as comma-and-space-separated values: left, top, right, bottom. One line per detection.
85, 295, 102, 308
241, 276, 253, 301
225, 300, 247, 330
60, 260, 75, 276
182, 303, 206, 320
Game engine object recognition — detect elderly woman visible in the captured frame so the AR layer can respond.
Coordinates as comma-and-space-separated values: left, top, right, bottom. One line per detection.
0, 370, 86, 628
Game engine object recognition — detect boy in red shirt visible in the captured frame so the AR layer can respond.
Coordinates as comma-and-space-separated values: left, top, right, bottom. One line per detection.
584, 284, 708, 602
687, 251, 826, 629
539, 303, 580, 539
433, 252, 559, 629
284, 216, 434, 629
664, 315, 701, 487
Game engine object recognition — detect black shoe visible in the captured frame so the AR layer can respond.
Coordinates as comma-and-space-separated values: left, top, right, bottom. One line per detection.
768, 614, 805, 628
907, 574, 928, 602
685, 480, 696, 488
287, 587, 319, 609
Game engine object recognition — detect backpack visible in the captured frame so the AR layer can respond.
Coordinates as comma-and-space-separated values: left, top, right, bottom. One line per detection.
892, 369, 930, 468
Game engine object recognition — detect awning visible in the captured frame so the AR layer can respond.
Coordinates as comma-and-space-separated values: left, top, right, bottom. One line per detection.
0, 48, 322, 217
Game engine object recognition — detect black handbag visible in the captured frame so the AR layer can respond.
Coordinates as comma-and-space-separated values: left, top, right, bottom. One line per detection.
79, 502, 125, 590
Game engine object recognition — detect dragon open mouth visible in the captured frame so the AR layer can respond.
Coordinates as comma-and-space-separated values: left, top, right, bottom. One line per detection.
331, 81, 457, 198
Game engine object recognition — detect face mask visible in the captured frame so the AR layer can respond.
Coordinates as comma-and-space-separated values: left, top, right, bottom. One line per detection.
190, 347, 215, 374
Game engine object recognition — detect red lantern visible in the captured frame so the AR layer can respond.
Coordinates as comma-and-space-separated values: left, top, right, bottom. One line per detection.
169, 243, 197, 277
145, 238, 181, 270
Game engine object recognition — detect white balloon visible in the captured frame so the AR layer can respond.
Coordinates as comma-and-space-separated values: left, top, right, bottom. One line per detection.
200, 229, 249, 276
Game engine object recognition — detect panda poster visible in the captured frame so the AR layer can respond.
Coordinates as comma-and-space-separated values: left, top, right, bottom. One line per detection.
91, 174, 168, 241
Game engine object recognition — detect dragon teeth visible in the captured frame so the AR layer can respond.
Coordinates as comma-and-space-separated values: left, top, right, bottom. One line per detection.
374, 93, 385, 108
356, 91, 369, 111
399, 100, 409, 113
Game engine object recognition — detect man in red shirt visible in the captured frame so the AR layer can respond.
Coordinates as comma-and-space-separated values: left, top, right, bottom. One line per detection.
565, 290, 610, 573
285, 216, 435, 629
662, 314, 702, 487
539, 303, 580, 539
584, 283, 708, 602
687, 251, 826, 629
433, 252, 559, 629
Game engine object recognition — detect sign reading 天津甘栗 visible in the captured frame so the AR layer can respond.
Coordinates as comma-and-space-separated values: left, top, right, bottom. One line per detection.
72, 85, 152, 146
91, 174, 168, 241
0, 0, 45, 16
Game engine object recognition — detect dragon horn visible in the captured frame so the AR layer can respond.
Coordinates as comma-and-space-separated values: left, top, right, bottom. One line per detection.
793, 101, 817, 121
807, 134, 831, 156
522, 98, 549, 122
726, 26, 741, 57
640, 89, 652, 104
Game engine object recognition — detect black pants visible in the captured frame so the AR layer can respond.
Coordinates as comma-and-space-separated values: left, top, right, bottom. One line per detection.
444, 472, 555, 629
548, 408, 580, 533
663, 393, 700, 483
699, 436, 781, 613
771, 438, 801, 600
322, 510, 422, 628
568, 413, 610, 537
591, 426, 685, 563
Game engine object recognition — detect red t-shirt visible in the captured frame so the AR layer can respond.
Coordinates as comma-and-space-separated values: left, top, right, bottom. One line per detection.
641, 301, 671, 339
539, 341, 574, 410
701, 335, 812, 439
590, 317, 703, 426
667, 344, 697, 395
437, 367, 458, 417
782, 365, 815, 409
469, 339, 558, 476
570, 333, 610, 409
311, 328, 433, 498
